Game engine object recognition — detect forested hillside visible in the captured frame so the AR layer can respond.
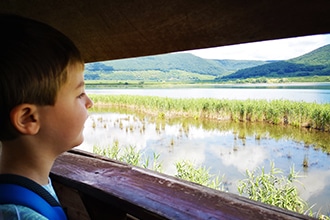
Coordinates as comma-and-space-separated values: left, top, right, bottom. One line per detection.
84, 44, 330, 82
217, 44, 330, 81
84, 53, 269, 81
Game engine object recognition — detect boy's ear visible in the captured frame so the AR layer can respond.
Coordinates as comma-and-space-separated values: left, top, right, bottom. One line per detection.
10, 104, 40, 135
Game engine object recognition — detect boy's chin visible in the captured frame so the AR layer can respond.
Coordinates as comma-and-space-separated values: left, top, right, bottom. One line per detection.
68, 136, 85, 151
72, 142, 83, 150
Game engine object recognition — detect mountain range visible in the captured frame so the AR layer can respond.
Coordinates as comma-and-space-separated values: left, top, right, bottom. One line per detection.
84, 44, 330, 81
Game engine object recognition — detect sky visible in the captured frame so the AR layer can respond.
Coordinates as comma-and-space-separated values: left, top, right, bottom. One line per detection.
187, 33, 330, 61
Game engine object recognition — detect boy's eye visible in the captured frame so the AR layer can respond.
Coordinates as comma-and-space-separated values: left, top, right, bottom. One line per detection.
78, 93, 85, 99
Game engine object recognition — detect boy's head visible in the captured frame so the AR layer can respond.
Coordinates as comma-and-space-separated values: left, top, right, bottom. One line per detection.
0, 14, 84, 141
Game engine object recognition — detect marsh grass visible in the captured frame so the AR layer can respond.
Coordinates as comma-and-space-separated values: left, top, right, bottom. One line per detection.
93, 144, 223, 190
93, 144, 330, 219
88, 95, 330, 218
175, 160, 224, 190
93, 143, 162, 172
90, 94, 330, 132
237, 162, 307, 214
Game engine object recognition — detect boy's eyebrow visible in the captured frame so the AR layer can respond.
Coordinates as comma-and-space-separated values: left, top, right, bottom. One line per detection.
75, 81, 85, 89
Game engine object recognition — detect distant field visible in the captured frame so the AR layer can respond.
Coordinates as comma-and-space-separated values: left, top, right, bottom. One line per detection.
85, 75, 330, 88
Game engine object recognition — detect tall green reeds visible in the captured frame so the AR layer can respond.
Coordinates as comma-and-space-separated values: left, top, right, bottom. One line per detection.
238, 162, 307, 214
93, 144, 330, 219
90, 94, 330, 131
175, 160, 224, 190
93, 144, 162, 172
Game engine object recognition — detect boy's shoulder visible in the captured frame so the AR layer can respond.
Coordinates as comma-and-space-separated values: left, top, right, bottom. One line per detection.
0, 204, 47, 220
0, 174, 67, 219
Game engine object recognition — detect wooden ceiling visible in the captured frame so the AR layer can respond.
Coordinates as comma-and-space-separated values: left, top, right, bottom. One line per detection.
1, 0, 330, 63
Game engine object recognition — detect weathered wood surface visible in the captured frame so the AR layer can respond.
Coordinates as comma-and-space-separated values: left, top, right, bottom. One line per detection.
51, 150, 314, 220
1, 1, 330, 63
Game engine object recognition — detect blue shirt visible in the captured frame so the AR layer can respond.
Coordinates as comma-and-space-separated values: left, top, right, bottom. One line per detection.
0, 178, 59, 220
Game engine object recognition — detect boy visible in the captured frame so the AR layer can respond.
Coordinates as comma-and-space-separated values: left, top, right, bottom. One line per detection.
0, 14, 93, 219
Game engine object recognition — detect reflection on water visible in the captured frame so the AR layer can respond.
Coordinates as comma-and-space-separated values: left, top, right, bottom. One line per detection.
78, 107, 330, 213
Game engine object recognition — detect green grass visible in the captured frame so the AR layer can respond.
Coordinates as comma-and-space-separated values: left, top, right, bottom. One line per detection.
225, 76, 330, 84
238, 162, 307, 214
93, 143, 162, 172
85, 75, 330, 87
93, 144, 222, 190
175, 160, 224, 190
90, 94, 330, 132
92, 144, 330, 219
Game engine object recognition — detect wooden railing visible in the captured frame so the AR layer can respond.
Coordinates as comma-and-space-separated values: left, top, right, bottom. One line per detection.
51, 150, 314, 220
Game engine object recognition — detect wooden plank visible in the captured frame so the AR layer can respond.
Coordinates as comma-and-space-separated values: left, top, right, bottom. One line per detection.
1, 1, 330, 62
52, 181, 91, 220
80, 193, 127, 220
51, 150, 314, 220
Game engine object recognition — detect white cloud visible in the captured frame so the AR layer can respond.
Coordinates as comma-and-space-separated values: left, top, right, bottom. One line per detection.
218, 145, 268, 172
187, 34, 330, 61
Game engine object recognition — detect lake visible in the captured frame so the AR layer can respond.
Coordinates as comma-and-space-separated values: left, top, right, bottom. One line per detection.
86, 82, 330, 103
78, 83, 330, 214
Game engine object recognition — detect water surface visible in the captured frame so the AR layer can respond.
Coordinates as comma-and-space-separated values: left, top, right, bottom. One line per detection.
78, 110, 330, 213
87, 83, 330, 103
80, 84, 330, 214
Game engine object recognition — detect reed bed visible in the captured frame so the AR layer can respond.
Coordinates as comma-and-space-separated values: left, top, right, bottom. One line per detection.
90, 94, 330, 132
94, 144, 328, 218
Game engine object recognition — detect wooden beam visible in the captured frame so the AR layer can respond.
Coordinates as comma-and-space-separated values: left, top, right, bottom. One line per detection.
1, 0, 330, 62
51, 150, 314, 220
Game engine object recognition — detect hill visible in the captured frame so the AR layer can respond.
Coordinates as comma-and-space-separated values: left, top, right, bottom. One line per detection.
217, 44, 330, 81
84, 53, 269, 81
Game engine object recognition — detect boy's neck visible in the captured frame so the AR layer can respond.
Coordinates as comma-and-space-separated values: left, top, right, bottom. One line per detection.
0, 139, 56, 185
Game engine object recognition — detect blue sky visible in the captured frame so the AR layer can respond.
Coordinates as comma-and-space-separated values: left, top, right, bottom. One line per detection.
187, 33, 330, 61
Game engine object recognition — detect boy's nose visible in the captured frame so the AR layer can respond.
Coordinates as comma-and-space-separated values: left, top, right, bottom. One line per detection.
86, 95, 93, 109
